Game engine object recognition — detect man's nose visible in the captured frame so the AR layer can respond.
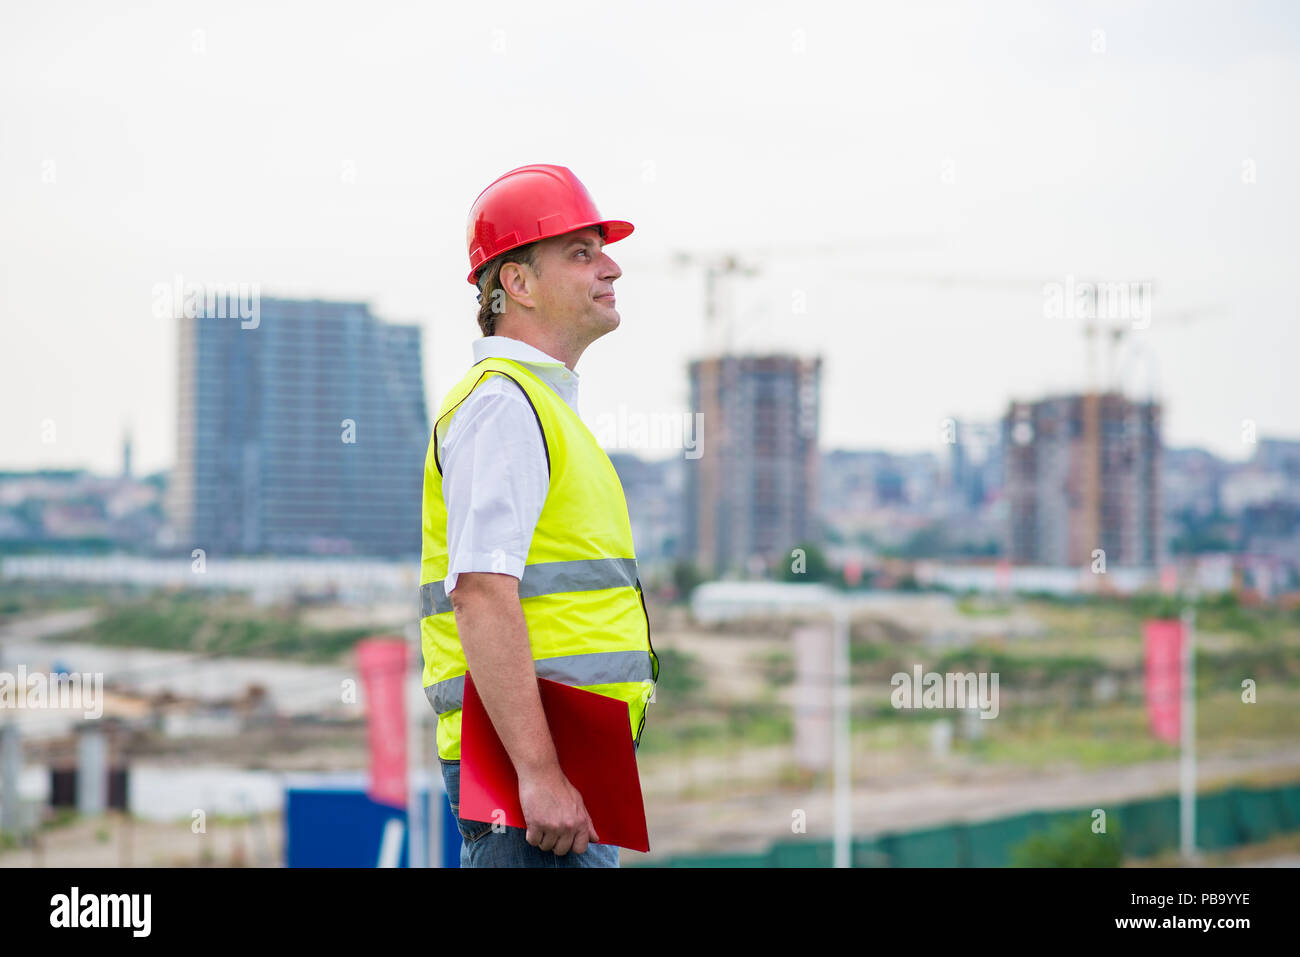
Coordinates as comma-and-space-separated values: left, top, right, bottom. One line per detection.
600, 252, 622, 281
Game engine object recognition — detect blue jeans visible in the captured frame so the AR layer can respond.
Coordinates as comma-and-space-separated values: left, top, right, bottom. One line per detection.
440, 759, 620, 868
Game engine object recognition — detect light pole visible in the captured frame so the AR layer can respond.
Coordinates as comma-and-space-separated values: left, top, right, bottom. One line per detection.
405, 621, 428, 868
1179, 598, 1197, 862
831, 599, 852, 868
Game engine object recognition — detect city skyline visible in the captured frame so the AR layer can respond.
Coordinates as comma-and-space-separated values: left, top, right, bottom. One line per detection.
6, 413, 1295, 480
6, 364, 1295, 479
3, 2, 1298, 475
5, 419, 1298, 579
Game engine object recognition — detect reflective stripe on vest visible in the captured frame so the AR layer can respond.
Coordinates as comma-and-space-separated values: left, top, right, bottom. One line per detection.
419, 557, 639, 617
423, 648, 654, 714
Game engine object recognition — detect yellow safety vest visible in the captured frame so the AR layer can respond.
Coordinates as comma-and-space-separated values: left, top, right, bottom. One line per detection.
419, 356, 659, 761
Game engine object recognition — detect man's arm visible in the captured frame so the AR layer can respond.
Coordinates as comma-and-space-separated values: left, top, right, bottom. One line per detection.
440, 382, 597, 855
450, 572, 598, 855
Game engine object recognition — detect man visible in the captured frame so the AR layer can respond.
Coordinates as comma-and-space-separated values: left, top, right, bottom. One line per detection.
419, 164, 659, 868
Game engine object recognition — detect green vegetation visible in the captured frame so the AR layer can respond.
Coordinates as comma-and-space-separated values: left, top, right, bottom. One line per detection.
848, 638, 891, 664
0, 580, 129, 619
635, 586, 1300, 775
778, 543, 831, 583
1010, 817, 1124, 867
636, 703, 793, 757
1026, 590, 1300, 642
651, 647, 705, 700
759, 649, 794, 685
955, 596, 1015, 617
932, 645, 1110, 688
958, 718, 1177, 770
10, 581, 1299, 781
44, 808, 79, 831
670, 560, 705, 602
46, 592, 378, 663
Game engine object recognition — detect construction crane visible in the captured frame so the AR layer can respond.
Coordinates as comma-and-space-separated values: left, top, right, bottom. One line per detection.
1083, 301, 1224, 398
654, 249, 1226, 402
668, 251, 761, 354
663, 235, 1046, 356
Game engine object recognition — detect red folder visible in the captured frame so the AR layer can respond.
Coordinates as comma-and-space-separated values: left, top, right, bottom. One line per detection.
459, 672, 650, 853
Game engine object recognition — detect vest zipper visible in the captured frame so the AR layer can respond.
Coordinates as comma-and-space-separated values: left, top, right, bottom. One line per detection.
633, 578, 657, 748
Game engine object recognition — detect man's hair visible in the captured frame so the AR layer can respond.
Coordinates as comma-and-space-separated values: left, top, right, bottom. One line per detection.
475, 243, 542, 336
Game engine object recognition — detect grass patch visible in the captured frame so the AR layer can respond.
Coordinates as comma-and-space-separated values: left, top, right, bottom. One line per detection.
0, 580, 130, 620
43, 592, 379, 663
959, 728, 1175, 770
637, 705, 793, 757
653, 647, 706, 700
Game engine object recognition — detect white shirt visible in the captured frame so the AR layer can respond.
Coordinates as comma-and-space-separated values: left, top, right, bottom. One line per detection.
440, 336, 579, 596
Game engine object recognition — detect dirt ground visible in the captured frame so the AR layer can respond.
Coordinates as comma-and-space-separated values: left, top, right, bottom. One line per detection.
4, 742, 1296, 867
0, 811, 281, 868
4, 602, 1297, 867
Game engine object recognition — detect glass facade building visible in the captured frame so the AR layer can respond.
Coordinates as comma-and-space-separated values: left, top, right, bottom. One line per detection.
169, 298, 428, 557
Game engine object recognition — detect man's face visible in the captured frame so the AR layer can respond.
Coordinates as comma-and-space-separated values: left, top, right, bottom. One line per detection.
530, 226, 623, 340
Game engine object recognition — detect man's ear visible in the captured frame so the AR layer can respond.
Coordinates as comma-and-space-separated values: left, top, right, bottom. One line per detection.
499, 261, 536, 309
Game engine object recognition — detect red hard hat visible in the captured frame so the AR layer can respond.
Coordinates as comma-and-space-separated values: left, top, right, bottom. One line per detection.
465, 164, 634, 286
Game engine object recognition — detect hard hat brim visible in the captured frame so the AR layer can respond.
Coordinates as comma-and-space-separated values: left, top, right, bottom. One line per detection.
467, 219, 635, 286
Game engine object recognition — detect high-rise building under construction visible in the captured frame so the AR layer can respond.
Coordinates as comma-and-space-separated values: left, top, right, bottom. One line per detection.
683, 354, 822, 578
1003, 392, 1162, 567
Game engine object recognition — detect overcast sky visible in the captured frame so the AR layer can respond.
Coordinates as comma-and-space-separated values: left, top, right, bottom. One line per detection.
2, 0, 1297, 475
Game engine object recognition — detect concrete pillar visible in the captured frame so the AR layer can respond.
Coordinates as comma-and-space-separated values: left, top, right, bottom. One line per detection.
793, 624, 833, 772
0, 723, 21, 833
77, 727, 107, 816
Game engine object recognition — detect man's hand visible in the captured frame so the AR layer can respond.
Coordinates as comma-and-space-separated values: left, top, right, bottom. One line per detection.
517, 764, 599, 855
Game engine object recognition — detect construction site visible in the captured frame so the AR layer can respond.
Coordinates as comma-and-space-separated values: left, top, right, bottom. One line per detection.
2, 574, 1298, 868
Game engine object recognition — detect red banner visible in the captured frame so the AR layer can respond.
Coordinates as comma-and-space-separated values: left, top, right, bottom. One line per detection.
843, 559, 862, 587
1143, 619, 1182, 744
357, 637, 408, 809
1159, 565, 1179, 595
995, 559, 1011, 592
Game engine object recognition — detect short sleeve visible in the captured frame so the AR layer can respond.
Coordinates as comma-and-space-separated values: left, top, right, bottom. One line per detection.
439, 378, 549, 596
